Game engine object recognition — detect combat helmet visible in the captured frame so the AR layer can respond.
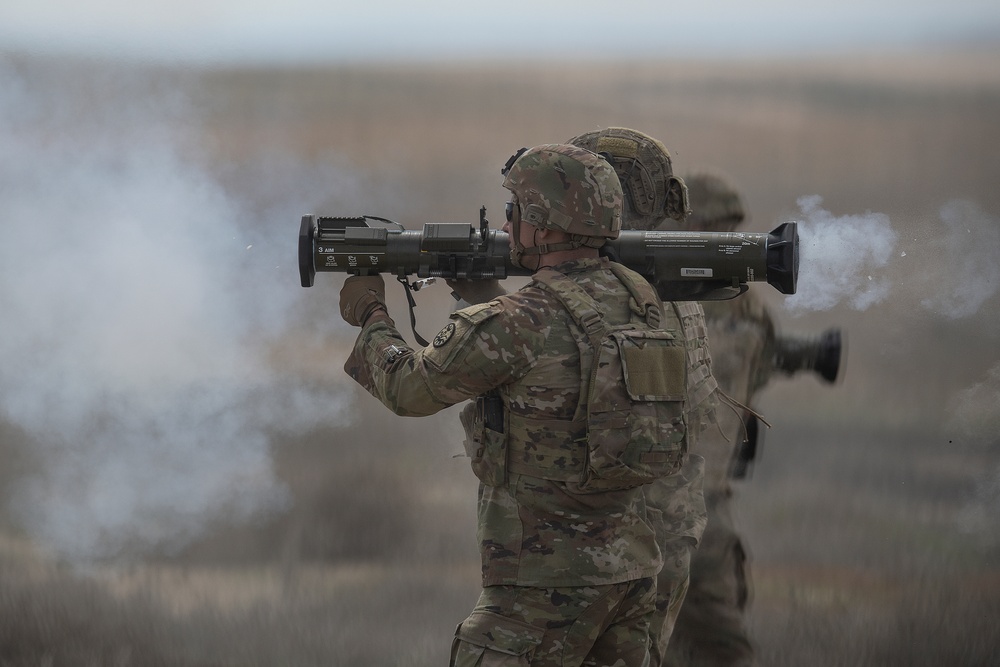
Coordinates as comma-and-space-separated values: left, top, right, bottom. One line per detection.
683, 171, 747, 232
501, 143, 623, 249
567, 127, 690, 231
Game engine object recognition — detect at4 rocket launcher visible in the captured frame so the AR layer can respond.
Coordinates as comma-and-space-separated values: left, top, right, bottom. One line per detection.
300, 207, 798, 302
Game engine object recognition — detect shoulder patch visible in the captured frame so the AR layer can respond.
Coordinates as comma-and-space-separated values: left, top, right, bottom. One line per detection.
453, 300, 505, 325
422, 300, 508, 372
433, 322, 456, 348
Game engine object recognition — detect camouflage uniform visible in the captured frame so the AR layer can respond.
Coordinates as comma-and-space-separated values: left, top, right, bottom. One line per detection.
347, 257, 664, 665
566, 128, 717, 666
665, 173, 773, 667
343, 145, 688, 666
665, 295, 772, 667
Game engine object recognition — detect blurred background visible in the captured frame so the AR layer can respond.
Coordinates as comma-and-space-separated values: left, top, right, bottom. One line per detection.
1, 2, 998, 665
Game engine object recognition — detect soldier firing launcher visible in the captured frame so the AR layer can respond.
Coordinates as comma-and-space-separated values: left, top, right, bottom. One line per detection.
299, 207, 798, 302
731, 327, 845, 479
771, 328, 843, 385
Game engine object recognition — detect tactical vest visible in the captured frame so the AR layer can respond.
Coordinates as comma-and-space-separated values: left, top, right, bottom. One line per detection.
466, 263, 688, 493
668, 300, 719, 442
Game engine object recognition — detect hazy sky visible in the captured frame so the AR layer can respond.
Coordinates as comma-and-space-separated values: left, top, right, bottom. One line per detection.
2, 0, 999, 64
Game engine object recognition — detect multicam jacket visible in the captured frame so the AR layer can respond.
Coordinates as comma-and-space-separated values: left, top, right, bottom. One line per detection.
698, 293, 775, 492
344, 257, 664, 587
643, 298, 715, 545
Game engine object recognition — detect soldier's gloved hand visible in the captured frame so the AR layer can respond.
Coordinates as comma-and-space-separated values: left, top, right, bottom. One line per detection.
445, 279, 506, 306
340, 275, 387, 327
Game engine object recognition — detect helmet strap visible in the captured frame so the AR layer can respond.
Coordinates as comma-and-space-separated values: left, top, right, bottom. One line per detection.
508, 215, 534, 270
513, 228, 603, 269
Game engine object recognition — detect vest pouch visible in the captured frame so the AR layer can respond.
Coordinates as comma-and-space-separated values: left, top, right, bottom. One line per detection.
465, 393, 508, 487
581, 329, 687, 492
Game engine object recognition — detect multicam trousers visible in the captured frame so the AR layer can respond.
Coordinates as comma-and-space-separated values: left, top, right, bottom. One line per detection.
665, 490, 754, 667
643, 454, 707, 667
647, 532, 695, 667
450, 578, 657, 667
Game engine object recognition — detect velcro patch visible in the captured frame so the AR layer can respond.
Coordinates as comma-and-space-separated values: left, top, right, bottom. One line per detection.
596, 136, 639, 158
621, 335, 686, 401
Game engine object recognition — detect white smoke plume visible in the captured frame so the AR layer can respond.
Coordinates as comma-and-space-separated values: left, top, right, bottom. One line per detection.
0, 59, 350, 563
948, 363, 1000, 449
948, 363, 1000, 545
919, 199, 1000, 320
782, 195, 898, 314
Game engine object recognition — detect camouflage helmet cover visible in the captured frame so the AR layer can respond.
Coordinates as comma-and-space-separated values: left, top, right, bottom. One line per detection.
683, 171, 747, 232
567, 127, 690, 230
502, 143, 623, 243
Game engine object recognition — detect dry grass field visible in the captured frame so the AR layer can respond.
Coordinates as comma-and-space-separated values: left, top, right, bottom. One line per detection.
1, 48, 999, 665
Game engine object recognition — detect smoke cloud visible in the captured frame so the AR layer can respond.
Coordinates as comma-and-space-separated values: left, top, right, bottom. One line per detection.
919, 199, 1000, 320
782, 195, 898, 314
781, 195, 1000, 321
0, 59, 350, 562
948, 362, 1000, 545
948, 363, 1000, 449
